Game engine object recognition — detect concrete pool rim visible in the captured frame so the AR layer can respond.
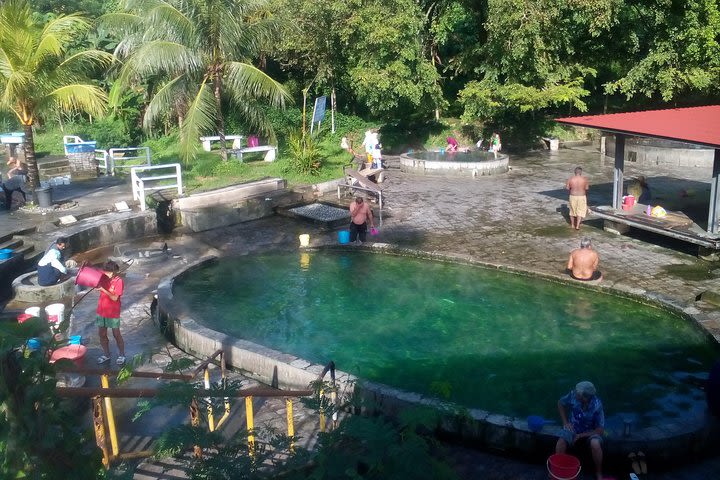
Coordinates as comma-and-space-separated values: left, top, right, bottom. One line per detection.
400, 150, 509, 176
157, 245, 720, 466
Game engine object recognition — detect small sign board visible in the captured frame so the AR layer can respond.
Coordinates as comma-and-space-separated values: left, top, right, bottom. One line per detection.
312, 96, 327, 124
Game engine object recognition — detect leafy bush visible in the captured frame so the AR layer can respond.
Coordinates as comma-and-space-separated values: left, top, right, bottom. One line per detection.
286, 131, 322, 175
75, 117, 135, 150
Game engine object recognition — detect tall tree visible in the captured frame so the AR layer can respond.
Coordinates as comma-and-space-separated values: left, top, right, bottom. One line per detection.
103, 0, 290, 161
0, 0, 111, 192
274, 0, 444, 120
605, 0, 720, 101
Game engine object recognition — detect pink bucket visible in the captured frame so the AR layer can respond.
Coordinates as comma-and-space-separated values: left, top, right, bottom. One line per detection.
75, 265, 106, 288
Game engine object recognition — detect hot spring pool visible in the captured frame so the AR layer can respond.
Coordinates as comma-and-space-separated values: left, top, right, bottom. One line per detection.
400, 150, 508, 176
172, 251, 718, 428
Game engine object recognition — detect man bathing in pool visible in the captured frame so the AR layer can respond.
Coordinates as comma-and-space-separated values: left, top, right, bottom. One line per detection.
567, 238, 602, 281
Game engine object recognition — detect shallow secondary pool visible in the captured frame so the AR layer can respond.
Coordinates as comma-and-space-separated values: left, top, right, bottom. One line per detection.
174, 251, 719, 428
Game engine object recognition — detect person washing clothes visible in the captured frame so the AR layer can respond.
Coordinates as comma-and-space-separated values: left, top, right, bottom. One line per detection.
37, 237, 68, 286
95, 260, 126, 366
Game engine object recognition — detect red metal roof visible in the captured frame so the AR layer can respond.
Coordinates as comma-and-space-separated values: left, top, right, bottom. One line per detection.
556, 105, 720, 149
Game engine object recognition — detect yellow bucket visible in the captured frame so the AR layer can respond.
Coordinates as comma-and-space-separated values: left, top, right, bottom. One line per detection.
299, 234, 310, 247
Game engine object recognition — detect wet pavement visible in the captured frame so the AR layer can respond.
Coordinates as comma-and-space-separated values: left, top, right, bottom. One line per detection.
2, 145, 720, 478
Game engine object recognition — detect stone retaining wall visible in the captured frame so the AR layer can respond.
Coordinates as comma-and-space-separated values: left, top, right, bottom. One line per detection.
604, 136, 714, 168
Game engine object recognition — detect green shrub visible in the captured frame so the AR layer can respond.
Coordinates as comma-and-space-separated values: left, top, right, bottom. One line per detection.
286, 131, 322, 175
75, 117, 135, 150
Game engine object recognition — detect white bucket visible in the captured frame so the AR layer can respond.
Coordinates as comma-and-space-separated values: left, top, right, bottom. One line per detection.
45, 303, 65, 325
25, 306, 41, 317
299, 234, 310, 247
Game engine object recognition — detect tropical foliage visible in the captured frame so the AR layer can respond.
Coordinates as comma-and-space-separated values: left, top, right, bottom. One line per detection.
101, 0, 290, 161
0, 0, 111, 190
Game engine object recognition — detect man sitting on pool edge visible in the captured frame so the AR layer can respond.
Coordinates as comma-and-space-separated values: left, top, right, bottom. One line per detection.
566, 238, 602, 282
556, 381, 606, 480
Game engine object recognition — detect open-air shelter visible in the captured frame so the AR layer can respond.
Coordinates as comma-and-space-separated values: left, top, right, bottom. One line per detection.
556, 105, 720, 251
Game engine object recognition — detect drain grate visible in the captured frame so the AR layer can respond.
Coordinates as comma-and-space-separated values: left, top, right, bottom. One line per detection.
289, 203, 349, 222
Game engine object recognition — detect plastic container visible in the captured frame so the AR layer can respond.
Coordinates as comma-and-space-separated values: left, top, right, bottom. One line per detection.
26, 338, 41, 351
0, 248, 13, 260
547, 453, 581, 480
527, 415, 547, 432
338, 230, 350, 244
623, 195, 635, 207
25, 306, 41, 317
69, 335, 82, 345
49, 344, 87, 368
75, 265, 106, 288
45, 303, 65, 325
299, 234, 310, 247
35, 186, 53, 208
17, 313, 33, 324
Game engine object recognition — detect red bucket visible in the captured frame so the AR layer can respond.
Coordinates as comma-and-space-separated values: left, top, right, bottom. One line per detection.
75, 265, 106, 288
547, 454, 581, 480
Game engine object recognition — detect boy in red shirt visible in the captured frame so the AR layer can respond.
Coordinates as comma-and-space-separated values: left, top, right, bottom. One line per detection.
96, 261, 126, 365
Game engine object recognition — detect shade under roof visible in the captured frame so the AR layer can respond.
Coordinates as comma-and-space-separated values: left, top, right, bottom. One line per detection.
556, 105, 720, 149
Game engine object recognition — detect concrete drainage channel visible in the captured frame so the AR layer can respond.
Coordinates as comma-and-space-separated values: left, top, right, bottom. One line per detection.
157, 250, 720, 470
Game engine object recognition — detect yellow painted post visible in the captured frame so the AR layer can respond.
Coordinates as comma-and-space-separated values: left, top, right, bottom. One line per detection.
101, 374, 119, 456
92, 396, 111, 468
286, 398, 294, 452
319, 388, 326, 432
245, 396, 255, 455
204, 367, 215, 431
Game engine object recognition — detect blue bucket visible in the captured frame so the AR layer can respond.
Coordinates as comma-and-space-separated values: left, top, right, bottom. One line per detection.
27, 338, 41, 351
338, 230, 350, 244
69, 335, 82, 345
528, 415, 549, 432
0, 248, 13, 260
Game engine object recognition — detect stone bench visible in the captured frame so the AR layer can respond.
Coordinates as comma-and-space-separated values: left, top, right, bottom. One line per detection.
200, 135, 243, 152
230, 145, 277, 162
12, 271, 76, 304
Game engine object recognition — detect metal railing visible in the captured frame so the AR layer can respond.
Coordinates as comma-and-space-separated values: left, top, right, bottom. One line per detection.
55, 351, 339, 468
131, 163, 183, 211
95, 149, 110, 175
109, 147, 151, 175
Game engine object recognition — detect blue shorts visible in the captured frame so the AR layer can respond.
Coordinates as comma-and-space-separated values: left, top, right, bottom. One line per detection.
559, 429, 603, 447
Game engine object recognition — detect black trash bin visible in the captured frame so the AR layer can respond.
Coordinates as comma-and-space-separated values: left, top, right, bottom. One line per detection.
35, 186, 53, 208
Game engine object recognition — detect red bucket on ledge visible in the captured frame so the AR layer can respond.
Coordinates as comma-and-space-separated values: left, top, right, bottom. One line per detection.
547, 453, 581, 480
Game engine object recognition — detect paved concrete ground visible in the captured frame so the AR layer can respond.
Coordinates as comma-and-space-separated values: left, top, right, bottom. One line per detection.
2, 146, 720, 478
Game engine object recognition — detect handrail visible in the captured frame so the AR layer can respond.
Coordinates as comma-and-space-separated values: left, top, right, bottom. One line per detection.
95, 149, 109, 175
130, 163, 183, 211
109, 146, 151, 175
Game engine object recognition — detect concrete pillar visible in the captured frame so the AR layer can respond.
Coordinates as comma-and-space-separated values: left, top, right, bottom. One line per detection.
707, 149, 720, 233
612, 134, 626, 210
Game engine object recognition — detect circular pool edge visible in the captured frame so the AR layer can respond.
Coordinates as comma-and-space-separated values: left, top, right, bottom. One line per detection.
157, 245, 720, 467
400, 151, 509, 177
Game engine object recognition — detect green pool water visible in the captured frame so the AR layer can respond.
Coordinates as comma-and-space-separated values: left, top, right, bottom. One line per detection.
174, 251, 719, 428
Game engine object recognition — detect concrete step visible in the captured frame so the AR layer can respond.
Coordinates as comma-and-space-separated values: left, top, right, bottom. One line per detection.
13, 243, 38, 261
0, 238, 24, 251
37, 158, 70, 169
39, 166, 72, 178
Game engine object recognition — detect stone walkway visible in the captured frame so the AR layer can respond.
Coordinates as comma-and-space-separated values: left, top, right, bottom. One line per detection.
2, 145, 720, 478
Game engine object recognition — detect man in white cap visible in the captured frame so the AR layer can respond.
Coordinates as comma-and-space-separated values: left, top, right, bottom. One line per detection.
556, 380, 605, 480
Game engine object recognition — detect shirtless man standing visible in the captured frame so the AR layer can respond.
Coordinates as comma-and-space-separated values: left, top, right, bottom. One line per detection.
566, 166, 589, 230
567, 238, 602, 281
349, 197, 375, 245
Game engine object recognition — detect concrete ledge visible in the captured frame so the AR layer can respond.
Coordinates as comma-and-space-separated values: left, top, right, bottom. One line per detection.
12, 271, 76, 304
400, 153, 509, 177
158, 250, 720, 468
174, 178, 286, 210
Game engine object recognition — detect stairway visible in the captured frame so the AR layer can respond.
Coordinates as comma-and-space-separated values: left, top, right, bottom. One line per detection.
0, 227, 41, 301
37, 157, 72, 181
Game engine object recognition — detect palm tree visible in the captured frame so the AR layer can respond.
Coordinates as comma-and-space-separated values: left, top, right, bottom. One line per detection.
0, 0, 112, 193
103, 0, 290, 161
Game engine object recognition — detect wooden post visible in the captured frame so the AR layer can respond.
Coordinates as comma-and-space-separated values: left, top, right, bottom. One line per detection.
708, 148, 720, 233
613, 134, 625, 210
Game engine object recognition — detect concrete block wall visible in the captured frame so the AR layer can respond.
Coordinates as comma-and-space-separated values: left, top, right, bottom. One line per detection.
604, 136, 714, 168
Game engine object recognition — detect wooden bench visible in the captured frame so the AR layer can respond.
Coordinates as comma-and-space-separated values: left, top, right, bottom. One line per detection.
357, 167, 386, 183
338, 167, 385, 217
200, 135, 243, 151
231, 145, 277, 162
